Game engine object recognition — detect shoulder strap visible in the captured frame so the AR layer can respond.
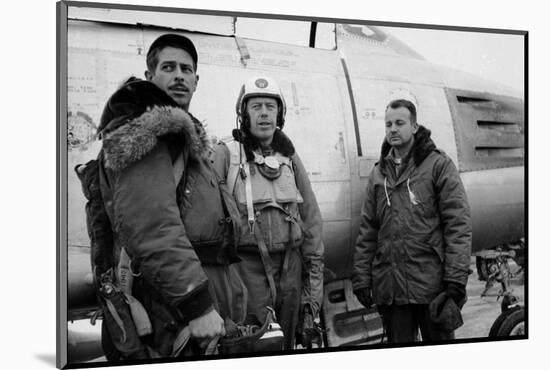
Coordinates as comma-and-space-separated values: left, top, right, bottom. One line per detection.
243, 163, 256, 233
227, 165, 240, 196
226, 141, 245, 195
238, 159, 276, 305
203, 148, 243, 261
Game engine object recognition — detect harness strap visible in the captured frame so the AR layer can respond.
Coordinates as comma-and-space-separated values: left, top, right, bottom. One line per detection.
204, 335, 221, 355
105, 297, 127, 344
281, 217, 308, 281
227, 142, 246, 195
254, 201, 312, 240
281, 222, 295, 286
205, 154, 242, 263
171, 326, 190, 357
244, 163, 255, 233
235, 155, 277, 306
124, 294, 153, 337
238, 148, 309, 308
227, 165, 240, 196
253, 225, 278, 307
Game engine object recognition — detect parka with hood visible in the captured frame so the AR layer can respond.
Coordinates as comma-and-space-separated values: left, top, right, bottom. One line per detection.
352, 126, 471, 306
91, 79, 245, 357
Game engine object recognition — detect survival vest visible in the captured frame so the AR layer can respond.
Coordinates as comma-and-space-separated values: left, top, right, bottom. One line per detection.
226, 141, 305, 253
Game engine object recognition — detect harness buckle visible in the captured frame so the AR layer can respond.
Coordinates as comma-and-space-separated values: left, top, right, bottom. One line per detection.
239, 164, 247, 180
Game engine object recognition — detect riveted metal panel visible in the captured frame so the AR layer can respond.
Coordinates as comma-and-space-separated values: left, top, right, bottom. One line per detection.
67, 19, 352, 248
69, 7, 235, 35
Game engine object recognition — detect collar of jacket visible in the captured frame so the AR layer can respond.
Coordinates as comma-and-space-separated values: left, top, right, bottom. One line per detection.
232, 128, 295, 162
379, 125, 436, 175
102, 105, 209, 172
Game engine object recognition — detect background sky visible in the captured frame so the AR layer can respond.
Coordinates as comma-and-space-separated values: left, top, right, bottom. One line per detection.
386, 26, 524, 92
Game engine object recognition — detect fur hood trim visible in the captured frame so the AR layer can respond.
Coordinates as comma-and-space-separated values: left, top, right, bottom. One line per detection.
102, 106, 208, 172
379, 125, 436, 171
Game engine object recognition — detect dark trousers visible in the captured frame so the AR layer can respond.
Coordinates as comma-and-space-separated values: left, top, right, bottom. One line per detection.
235, 248, 302, 350
202, 264, 248, 325
377, 304, 455, 344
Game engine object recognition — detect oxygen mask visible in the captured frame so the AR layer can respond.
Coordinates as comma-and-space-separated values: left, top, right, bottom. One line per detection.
253, 152, 282, 180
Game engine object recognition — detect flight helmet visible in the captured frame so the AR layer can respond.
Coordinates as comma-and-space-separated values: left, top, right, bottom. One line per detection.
236, 76, 287, 130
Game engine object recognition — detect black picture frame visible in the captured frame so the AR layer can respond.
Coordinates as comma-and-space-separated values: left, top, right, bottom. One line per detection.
57, 1, 528, 369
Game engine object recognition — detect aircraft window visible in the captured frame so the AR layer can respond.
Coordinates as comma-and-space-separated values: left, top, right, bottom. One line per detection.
446, 88, 524, 172
339, 24, 387, 43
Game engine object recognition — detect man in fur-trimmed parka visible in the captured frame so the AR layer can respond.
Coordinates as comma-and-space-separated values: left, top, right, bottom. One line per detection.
82, 34, 247, 359
352, 99, 471, 343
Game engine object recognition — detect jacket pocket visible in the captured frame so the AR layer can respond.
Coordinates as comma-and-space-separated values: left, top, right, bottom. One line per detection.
180, 164, 226, 245
410, 179, 436, 219
408, 233, 444, 265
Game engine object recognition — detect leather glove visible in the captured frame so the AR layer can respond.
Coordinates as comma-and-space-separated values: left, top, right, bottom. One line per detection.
300, 307, 315, 348
444, 282, 467, 308
354, 287, 373, 309
297, 304, 323, 349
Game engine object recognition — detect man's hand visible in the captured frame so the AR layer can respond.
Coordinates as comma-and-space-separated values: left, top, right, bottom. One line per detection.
188, 308, 226, 339
444, 282, 467, 308
298, 304, 319, 349
354, 287, 373, 309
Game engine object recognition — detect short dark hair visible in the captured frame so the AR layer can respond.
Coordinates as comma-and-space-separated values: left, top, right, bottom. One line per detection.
146, 34, 198, 73
386, 99, 417, 124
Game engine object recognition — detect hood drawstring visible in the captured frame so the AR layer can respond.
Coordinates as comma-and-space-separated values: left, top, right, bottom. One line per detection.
407, 178, 419, 205
384, 177, 391, 207
385, 177, 420, 207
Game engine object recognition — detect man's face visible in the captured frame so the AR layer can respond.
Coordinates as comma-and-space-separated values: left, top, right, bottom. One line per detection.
385, 106, 417, 150
246, 96, 278, 143
145, 46, 198, 110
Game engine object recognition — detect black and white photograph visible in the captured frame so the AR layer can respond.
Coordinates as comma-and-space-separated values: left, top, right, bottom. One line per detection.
54, 0, 530, 368
5, 0, 540, 368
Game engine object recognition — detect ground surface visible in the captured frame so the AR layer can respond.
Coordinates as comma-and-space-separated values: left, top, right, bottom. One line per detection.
455, 258, 524, 339
69, 257, 526, 363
